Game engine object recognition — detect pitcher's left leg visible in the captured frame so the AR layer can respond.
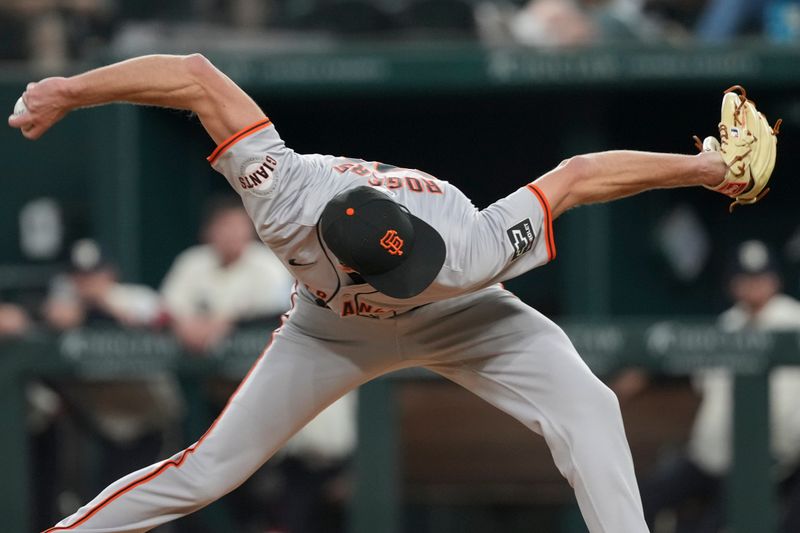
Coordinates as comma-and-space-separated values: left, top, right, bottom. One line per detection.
416, 290, 648, 533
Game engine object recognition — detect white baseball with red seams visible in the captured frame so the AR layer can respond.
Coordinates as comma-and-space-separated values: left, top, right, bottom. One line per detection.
47, 119, 649, 533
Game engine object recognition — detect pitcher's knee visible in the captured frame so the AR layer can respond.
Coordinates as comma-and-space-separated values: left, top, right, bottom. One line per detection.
580, 378, 623, 424
180, 452, 239, 506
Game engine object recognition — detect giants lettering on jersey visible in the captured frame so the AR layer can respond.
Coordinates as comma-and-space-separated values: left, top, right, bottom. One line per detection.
237, 155, 278, 196
507, 219, 535, 260
341, 299, 393, 319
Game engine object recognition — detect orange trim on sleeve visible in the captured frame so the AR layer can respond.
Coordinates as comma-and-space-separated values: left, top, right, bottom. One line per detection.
44, 289, 297, 532
526, 184, 556, 262
207, 118, 272, 164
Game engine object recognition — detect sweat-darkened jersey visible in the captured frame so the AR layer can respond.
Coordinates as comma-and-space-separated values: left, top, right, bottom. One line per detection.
208, 119, 556, 319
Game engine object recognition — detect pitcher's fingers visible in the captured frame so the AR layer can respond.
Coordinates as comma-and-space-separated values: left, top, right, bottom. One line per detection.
21, 124, 43, 140
8, 112, 33, 129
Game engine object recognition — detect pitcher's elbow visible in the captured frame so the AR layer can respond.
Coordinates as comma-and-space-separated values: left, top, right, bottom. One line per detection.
183, 53, 213, 75
558, 155, 593, 206
181, 53, 219, 111
562, 155, 592, 182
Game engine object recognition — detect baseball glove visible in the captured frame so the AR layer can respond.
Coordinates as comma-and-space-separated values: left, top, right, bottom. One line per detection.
694, 85, 782, 212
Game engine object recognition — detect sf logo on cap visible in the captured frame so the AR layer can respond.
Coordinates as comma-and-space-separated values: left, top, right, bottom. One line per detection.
380, 230, 404, 256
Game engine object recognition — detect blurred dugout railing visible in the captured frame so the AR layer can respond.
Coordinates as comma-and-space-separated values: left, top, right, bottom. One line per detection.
0, 321, 797, 533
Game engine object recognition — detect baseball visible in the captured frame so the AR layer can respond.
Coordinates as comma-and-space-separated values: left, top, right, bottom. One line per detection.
13, 96, 27, 117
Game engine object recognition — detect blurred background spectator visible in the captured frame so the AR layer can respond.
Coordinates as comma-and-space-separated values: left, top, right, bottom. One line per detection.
44, 239, 166, 330
158, 194, 358, 532
39, 238, 183, 528
616, 241, 800, 533
0, 301, 31, 337
488, 0, 661, 47
0, 299, 51, 529
275, 392, 358, 533
161, 195, 292, 354
695, 0, 769, 42
0, 0, 116, 69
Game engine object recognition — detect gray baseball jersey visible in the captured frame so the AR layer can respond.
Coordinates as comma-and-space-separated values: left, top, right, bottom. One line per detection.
208, 119, 555, 318
48, 118, 647, 533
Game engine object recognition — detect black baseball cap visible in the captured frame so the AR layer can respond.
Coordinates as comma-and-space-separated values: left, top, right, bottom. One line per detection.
319, 186, 446, 299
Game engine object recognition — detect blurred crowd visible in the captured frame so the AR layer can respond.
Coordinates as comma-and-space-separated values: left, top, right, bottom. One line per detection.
0, 195, 355, 533
1, 0, 799, 70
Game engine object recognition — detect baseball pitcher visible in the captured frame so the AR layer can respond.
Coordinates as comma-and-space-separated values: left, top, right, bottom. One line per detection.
8, 55, 778, 533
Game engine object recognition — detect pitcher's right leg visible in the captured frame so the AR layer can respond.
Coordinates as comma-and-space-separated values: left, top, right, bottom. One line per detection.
407, 287, 649, 533
46, 298, 399, 532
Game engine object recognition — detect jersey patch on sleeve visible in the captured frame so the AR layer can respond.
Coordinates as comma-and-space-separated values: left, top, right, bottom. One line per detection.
507, 219, 535, 260
237, 155, 279, 197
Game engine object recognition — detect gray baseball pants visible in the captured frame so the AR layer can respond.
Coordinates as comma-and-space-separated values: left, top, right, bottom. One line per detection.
46, 284, 648, 533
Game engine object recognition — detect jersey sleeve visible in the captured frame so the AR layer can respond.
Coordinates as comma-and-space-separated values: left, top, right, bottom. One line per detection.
207, 119, 336, 236
465, 183, 556, 286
